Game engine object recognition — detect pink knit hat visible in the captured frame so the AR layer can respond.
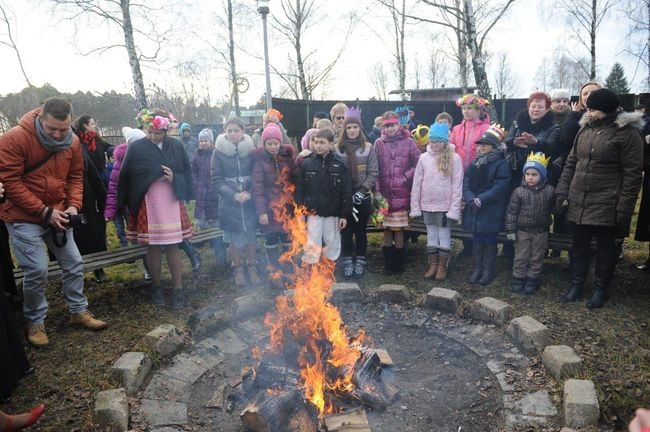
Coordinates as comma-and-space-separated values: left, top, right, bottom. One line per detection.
261, 123, 283, 144
301, 128, 319, 150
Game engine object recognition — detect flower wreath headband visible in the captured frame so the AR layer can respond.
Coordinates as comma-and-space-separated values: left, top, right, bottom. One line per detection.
136, 108, 170, 130
455, 94, 489, 110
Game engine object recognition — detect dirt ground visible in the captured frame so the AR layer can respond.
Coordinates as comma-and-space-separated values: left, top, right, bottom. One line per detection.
3, 232, 649, 431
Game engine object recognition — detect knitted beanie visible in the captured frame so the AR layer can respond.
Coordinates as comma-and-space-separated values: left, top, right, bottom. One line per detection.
428, 123, 449, 143
180, 122, 191, 132
198, 128, 214, 143
586, 88, 620, 114
522, 160, 546, 182
301, 128, 319, 150
122, 126, 146, 144
261, 123, 283, 143
550, 88, 570, 101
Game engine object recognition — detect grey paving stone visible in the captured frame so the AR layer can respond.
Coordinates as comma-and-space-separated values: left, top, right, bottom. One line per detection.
486, 359, 503, 374
331, 282, 364, 303
542, 345, 583, 380
505, 413, 554, 429
143, 373, 192, 403
191, 343, 226, 370
507, 315, 550, 355
517, 390, 558, 416
236, 319, 269, 345
424, 287, 463, 313
140, 399, 188, 427
564, 379, 599, 428
470, 297, 512, 325
159, 353, 208, 384
110, 352, 152, 395
145, 324, 184, 358
372, 284, 410, 303
94, 388, 128, 431
212, 328, 249, 355
496, 372, 515, 392
188, 304, 232, 340
234, 294, 269, 321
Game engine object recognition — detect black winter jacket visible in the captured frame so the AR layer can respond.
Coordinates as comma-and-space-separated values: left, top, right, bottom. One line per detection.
295, 151, 352, 217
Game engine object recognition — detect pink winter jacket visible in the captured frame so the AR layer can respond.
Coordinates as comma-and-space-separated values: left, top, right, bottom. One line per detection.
409, 144, 464, 222
449, 116, 491, 169
103, 142, 128, 220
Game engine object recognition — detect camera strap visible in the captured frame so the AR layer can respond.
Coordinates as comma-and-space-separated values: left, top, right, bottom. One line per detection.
23, 152, 55, 177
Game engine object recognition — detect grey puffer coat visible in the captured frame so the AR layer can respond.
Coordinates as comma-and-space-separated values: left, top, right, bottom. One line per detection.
210, 134, 258, 233
556, 111, 644, 231
505, 180, 555, 233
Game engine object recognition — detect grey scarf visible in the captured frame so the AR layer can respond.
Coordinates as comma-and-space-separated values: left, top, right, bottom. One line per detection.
35, 117, 73, 152
474, 149, 502, 168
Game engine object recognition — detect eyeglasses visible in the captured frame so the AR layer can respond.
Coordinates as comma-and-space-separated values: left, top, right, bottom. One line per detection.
335, 116, 344, 121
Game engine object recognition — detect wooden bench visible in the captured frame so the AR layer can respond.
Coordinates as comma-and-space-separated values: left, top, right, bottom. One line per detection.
367, 219, 575, 251
11, 228, 223, 284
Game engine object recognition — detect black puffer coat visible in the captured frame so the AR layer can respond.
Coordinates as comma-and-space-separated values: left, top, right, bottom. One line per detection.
211, 134, 258, 233
556, 111, 644, 233
295, 151, 352, 218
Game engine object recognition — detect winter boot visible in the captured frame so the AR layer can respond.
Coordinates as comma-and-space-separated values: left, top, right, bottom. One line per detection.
423, 249, 439, 279
435, 252, 450, 280
523, 278, 539, 295
467, 243, 485, 284
587, 244, 617, 309
150, 285, 164, 306
180, 239, 201, 273
393, 247, 406, 274
478, 244, 498, 285
247, 262, 262, 285
342, 256, 355, 278
233, 265, 246, 287
171, 289, 185, 310
354, 256, 368, 277
510, 276, 525, 293
212, 237, 228, 269
382, 246, 394, 275
564, 248, 590, 302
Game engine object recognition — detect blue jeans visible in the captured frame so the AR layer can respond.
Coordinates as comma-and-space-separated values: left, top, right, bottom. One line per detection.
6, 222, 88, 324
113, 210, 128, 247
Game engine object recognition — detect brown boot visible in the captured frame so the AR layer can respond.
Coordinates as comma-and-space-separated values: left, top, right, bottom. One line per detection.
436, 254, 450, 280
27, 323, 48, 347
70, 310, 107, 330
423, 252, 438, 279
233, 265, 246, 286
247, 263, 262, 285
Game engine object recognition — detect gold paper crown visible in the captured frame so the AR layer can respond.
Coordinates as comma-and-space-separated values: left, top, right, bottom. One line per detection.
485, 123, 506, 142
526, 151, 551, 168
411, 124, 430, 146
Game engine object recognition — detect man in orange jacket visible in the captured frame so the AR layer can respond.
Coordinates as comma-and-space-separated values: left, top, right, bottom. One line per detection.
0, 97, 107, 347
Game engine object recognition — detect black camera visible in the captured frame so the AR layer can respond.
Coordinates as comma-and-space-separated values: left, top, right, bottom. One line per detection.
67, 213, 87, 228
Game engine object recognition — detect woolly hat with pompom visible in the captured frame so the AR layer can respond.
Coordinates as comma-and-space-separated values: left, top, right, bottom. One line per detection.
261, 123, 283, 144
122, 126, 146, 144
198, 128, 214, 143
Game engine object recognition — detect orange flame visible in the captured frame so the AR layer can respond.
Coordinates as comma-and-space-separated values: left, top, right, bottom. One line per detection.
258, 167, 366, 414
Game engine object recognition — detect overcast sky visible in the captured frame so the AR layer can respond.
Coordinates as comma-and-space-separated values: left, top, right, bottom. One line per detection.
0, 0, 644, 107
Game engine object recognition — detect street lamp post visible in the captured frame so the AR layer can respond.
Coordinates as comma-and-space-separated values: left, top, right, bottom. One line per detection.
257, 0, 272, 110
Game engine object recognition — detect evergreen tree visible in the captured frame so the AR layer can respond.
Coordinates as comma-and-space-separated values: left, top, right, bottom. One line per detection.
605, 63, 631, 94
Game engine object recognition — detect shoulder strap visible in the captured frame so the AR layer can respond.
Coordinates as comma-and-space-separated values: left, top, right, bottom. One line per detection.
23, 152, 55, 176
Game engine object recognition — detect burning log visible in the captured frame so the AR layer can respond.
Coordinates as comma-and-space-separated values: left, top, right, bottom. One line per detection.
253, 361, 300, 391
323, 409, 371, 432
240, 388, 308, 432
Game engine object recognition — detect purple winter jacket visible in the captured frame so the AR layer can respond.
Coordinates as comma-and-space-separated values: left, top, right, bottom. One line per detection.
103, 143, 127, 220
374, 127, 421, 213
192, 147, 219, 220
251, 144, 295, 233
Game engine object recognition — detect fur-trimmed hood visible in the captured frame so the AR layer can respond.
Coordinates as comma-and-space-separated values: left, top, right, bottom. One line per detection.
215, 133, 255, 157
515, 108, 556, 133
578, 110, 645, 129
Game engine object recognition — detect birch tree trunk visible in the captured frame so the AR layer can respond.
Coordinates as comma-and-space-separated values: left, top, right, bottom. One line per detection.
120, 0, 147, 109
227, 0, 240, 116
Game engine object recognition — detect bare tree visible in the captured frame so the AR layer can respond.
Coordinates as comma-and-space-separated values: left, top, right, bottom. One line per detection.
492, 52, 517, 98
371, 62, 390, 100
535, 51, 591, 94
376, 0, 408, 99
622, 0, 650, 90
0, 2, 32, 87
272, 0, 354, 100
48, 0, 172, 109
428, 44, 449, 89
412, 56, 422, 89
555, 0, 621, 80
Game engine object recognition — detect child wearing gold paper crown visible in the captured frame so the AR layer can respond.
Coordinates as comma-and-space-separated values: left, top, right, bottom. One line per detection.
505, 152, 555, 294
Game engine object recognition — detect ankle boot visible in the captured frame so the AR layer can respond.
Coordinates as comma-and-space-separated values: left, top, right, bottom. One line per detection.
342, 256, 355, 278
393, 247, 406, 274
423, 251, 439, 279
479, 244, 498, 285
467, 243, 485, 284
180, 240, 201, 273
171, 289, 185, 310
150, 285, 164, 306
435, 253, 449, 280
212, 237, 228, 269
523, 277, 539, 295
511, 276, 525, 292
587, 244, 617, 309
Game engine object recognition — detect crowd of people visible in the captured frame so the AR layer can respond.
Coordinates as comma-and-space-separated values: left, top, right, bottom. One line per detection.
0, 84, 648, 425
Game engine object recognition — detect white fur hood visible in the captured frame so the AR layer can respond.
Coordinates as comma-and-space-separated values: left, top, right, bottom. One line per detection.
578, 110, 645, 129
215, 133, 255, 157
